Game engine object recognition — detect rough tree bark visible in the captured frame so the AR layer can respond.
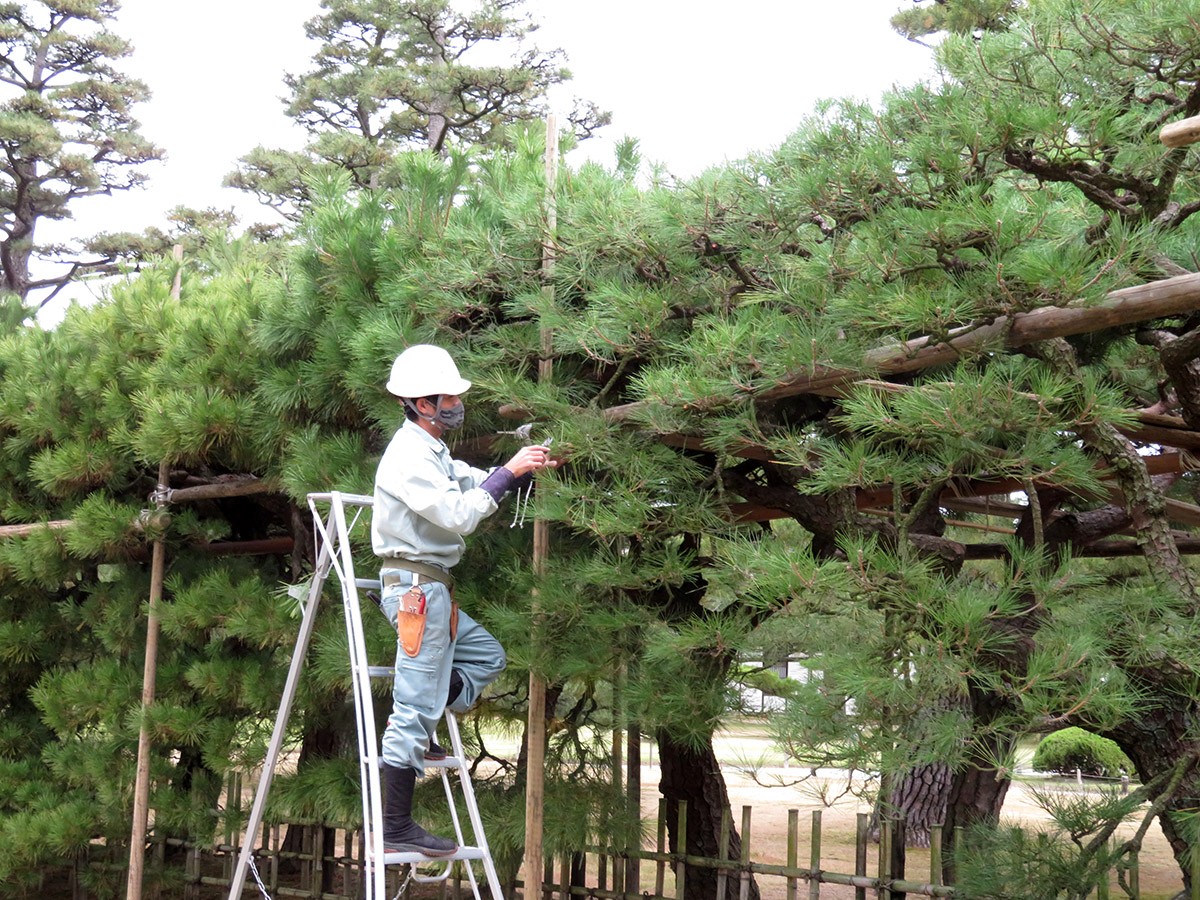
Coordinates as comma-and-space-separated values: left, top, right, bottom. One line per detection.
657, 729, 760, 900
873, 694, 963, 849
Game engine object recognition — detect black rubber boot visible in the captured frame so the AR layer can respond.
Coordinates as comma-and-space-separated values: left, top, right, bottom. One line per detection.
447, 668, 465, 707
381, 764, 457, 857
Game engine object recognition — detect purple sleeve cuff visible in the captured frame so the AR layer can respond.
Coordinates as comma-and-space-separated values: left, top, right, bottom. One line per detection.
480, 467, 516, 504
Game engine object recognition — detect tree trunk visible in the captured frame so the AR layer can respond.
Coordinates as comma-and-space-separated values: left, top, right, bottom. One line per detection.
1, 157, 36, 300
426, 24, 451, 155
656, 729, 759, 900
939, 687, 1018, 883
873, 693, 965, 848
876, 761, 953, 848
1107, 688, 1200, 893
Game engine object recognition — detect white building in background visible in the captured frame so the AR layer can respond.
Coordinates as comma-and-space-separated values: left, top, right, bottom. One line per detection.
737, 657, 857, 717
738, 658, 805, 713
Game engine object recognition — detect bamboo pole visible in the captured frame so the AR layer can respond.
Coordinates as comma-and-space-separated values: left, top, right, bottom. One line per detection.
929, 825, 943, 887
523, 114, 558, 900
625, 703, 641, 895
125, 458, 171, 900
655, 798, 667, 897
715, 806, 730, 900
878, 820, 892, 900
739, 806, 752, 900
854, 813, 868, 900
126, 247, 182, 900
785, 809, 798, 900
675, 801, 687, 900
611, 665, 624, 897
808, 810, 821, 900
0, 477, 275, 541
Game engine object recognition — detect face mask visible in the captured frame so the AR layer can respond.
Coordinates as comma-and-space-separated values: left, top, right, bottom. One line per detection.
434, 398, 465, 430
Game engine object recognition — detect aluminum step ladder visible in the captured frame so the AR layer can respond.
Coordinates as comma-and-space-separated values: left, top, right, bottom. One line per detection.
228, 491, 504, 900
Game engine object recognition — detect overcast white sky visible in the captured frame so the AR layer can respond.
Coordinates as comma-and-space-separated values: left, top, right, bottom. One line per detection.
36, 0, 938, 325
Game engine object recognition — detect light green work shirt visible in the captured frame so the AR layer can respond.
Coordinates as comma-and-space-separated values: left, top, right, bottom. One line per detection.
371, 419, 499, 569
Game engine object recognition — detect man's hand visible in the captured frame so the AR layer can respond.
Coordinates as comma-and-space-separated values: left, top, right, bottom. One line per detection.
503, 444, 558, 478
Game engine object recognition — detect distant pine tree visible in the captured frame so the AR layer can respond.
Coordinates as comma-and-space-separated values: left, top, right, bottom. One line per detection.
0, 0, 162, 312
226, 0, 608, 217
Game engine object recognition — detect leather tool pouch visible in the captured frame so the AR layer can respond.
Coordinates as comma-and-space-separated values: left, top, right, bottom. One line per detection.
397, 586, 427, 657
450, 598, 459, 641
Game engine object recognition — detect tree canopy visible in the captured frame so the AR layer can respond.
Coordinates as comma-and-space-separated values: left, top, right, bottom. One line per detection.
226, 0, 609, 218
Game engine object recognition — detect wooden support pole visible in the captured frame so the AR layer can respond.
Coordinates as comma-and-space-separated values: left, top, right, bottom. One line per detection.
738, 805, 752, 900
808, 810, 821, 900
1160, 114, 1200, 148
0, 519, 73, 538
523, 113, 557, 900
126, 248, 182, 900
785, 809, 798, 900
126, 459, 171, 900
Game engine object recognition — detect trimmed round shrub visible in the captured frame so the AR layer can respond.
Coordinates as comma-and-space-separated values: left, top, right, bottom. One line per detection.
1031, 727, 1133, 778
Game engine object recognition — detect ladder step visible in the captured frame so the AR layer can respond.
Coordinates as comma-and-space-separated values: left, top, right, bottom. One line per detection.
423, 755, 463, 769
368, 666, 395, 678
371, 756, 465, 769
379, 846, 486, 866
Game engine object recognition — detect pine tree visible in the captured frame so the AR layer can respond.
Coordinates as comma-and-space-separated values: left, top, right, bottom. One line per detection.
226, 0, 608, 217
7, 1, 1200, 895
0, 246, 315, 893
890, 0, 1020, 41
0, 0, 162, 312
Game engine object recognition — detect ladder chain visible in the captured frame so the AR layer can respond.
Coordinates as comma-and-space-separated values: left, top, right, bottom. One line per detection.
246, 853, 275, 900
391, 866, 416, 900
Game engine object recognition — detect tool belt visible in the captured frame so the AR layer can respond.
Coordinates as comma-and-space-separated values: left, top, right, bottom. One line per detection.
381, 560, 457, 655
381, 559, 454, 590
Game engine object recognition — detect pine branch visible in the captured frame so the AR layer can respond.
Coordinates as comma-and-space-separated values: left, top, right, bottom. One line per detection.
1138, 324, 1200, 429
604, 272, 1200, 423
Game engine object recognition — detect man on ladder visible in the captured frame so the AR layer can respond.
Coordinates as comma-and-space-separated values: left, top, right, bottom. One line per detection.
374, 344, 556, 857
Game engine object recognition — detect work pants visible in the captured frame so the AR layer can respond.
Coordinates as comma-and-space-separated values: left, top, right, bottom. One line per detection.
377, 568, 506, 774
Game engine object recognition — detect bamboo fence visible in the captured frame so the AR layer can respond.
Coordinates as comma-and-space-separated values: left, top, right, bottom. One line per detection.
40, 785, 1200, 900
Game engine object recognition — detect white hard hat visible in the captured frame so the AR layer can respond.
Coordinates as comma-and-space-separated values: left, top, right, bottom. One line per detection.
386, 344, 472, 398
